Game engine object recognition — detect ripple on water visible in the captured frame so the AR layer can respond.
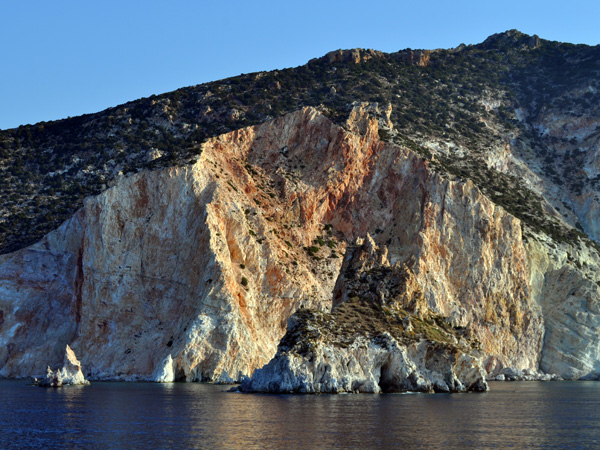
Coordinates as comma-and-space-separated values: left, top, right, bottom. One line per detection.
1, 380, 600, 449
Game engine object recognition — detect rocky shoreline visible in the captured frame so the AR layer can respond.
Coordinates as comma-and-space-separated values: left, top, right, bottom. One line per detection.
487, 368, 563, 382
236, 312, 488, 394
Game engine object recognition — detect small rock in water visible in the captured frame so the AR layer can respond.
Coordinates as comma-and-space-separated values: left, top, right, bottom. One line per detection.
34, 345, 90, 387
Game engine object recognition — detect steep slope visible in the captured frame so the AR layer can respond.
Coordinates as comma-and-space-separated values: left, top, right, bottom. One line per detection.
2, 107, 363, 379
239, 236, 489, 394
2, 30, 600, 259
2, 105, 600, 381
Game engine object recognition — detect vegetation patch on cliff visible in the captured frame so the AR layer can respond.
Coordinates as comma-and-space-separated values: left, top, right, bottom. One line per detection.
2, 30, 600, 254
279, 297, 474, 357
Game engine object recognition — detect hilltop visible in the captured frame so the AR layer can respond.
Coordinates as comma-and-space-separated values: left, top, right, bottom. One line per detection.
2, 31, 600, 384
1, 30, 600, 255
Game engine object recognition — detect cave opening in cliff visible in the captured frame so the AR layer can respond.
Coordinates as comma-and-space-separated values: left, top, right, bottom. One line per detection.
174, 366, 187, 382
378, 361, 395, 393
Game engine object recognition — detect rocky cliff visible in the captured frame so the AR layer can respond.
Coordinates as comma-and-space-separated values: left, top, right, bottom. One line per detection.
2, 103, 600, 383
238, 311, 488, 394
1, 107, 353, 380
239, 236, 489, 393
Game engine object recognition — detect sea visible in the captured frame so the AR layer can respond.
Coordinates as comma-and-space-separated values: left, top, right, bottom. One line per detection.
1, 379, 599, 449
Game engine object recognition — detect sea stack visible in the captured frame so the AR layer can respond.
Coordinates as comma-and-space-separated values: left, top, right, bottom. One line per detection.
35, 345, 90, 387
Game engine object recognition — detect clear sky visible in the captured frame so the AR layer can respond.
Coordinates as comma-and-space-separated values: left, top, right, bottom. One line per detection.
1, 0, 599, 130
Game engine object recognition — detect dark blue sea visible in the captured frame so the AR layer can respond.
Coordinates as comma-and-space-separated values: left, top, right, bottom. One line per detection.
1, 379, 599, 449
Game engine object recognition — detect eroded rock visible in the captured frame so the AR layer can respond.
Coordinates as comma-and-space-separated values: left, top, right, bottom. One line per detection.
238, 237, 489, 394
34, 345, 89, 387
238, 305, 488, 394
1, 105, 600, 383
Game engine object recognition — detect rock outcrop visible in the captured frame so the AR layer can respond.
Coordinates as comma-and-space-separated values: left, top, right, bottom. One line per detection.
34, 345, 90, 387
239, 237, 488, 394
490, 367, 562, 382
239, 325, 487, 394
1, 105, 600, 383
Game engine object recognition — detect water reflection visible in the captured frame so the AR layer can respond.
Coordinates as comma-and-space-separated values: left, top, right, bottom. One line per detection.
2, 380, 600, 449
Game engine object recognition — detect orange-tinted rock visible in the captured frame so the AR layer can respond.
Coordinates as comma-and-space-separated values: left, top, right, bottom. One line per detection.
1, 105, 599, 381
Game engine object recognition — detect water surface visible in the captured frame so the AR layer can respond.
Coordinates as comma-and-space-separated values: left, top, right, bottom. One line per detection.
1, 380, 599, 449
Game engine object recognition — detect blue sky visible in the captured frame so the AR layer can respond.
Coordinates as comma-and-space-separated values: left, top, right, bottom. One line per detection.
1, 0, 599, 130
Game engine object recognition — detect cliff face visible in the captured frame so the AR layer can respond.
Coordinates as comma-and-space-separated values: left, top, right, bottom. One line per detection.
239, 238, 489, 394
526, 237, 600, 379
0, 213, 83, 376
1, 105, 600, 381
0, 107, 353, 380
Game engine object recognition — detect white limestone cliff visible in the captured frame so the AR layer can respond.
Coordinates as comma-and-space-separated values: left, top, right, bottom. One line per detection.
239, 333, 488, 394
1, 106, 600, 383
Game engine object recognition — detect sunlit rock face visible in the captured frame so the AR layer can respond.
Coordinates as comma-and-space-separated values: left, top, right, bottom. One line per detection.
239, 237, 489, 394
238, 330, 489, 394
1, 105, 600, 381
35, 345, 90, 387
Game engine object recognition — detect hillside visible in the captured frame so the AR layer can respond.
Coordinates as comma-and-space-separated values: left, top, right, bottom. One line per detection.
2, 30, 600, 383
2, 30, 600, 255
